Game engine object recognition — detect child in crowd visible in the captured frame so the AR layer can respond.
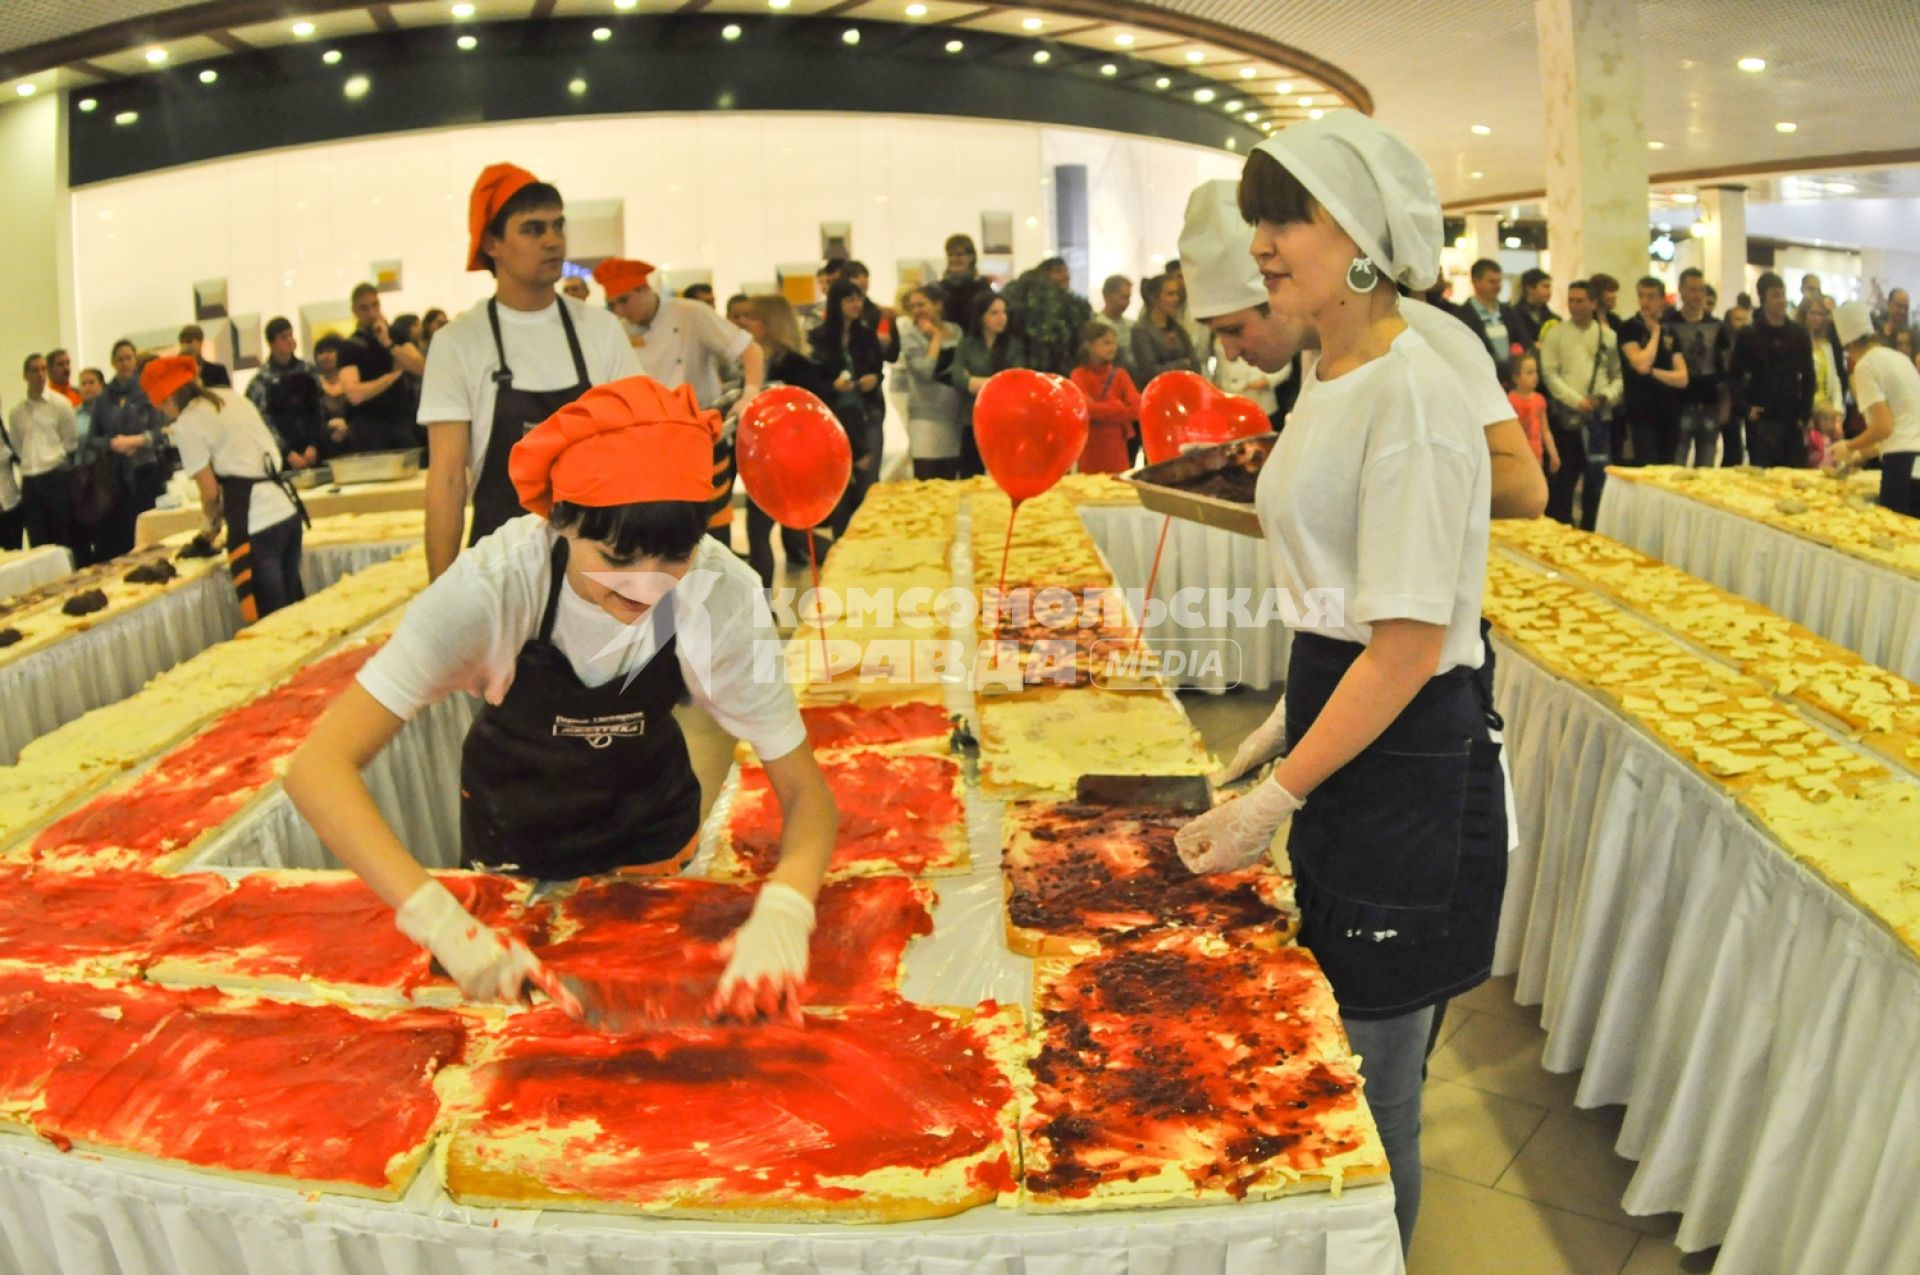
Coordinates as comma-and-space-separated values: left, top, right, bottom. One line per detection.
1505, 353, 1559, 474
1069, 320, 1141, 474
1805, 416, 1834, 469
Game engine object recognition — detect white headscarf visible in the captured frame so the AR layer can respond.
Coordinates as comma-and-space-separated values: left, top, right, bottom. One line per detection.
1249, 110, 1443, 290
1178, 179, 1269, 319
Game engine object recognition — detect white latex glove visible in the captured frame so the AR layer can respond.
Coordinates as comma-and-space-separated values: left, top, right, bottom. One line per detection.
712, 882, 816, 1024
1219, 694, 1288, 784
1175, 777, 1305, 875
395, 879, 544, 1004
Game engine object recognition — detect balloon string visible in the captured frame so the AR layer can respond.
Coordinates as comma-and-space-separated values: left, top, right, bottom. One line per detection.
807, 529, 827, 683
1132, 514, 1172, 655
997, 500, 1019, 602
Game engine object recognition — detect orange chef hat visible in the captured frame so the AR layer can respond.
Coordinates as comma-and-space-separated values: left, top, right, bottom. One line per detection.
140, 354, 199, 407
591, 257, 656, 302
511, 376, 722, 517
467, 162, 540, 272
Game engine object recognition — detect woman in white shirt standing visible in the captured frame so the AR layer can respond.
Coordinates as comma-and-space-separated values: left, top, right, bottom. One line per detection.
1830, 300, 1920, 516
141, 355, 306, 621
898, 285, 967, 479
1174, 112, 1503, 1254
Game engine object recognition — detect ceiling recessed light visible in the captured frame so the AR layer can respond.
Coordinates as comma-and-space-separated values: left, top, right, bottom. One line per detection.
615, 0, 638, 8
568, 77, 588, 95
1469, 170, 1483, 179
1114, 33, 1134, 47
145, 48, 168, 65
1193, 87, 1215, 103
1672, 192, 1698, 204
451, 2, 475, 17
1227, 138, 1237, 151
1470, 123, 1491, 135
1154, 76, 1170, 89
1829, 182, 1857, 195
1239, 67, 1256, 80
842, 28, 860, 45
1261, 122, 1273, 133
944, 39, 964, 53
1021, 17, 1043, 31
1737, 56, 1767, 72
1185, 51, 1205, 64
906, 2, 927, 14
592, 26, 612, 40
115, 110, 139, 125
16, 83, 36, 97
344, 74, 370, 98
722, 23, 741, 39
198, 68, 218, 83
1308, 108, 1324, 119
1504, 235, 1522, 249
1032, 50, 1050, 64
1224, 98, 1242, 111
1297, 95, 1313, 107
1647, 139, 1666, 150
1775, 120, 1797, 133
769, 0, 791, 8
291, 20, 315, 37
457, 34, 477, 50
1243, 110, 1259, 123
1099, 63, 1117, 76
1275, 81, 1292, 94
78, 96, 97, 111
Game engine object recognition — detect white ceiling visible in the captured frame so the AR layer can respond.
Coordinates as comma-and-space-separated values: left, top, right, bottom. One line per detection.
4, 1, 1916, 203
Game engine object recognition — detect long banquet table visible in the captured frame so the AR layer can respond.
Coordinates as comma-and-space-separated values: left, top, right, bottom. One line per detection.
0, 545, 74, 601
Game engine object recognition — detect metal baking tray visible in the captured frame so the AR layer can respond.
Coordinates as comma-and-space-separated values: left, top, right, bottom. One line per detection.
1121, 434, 1275, 539
327, 449, 421, 485
289, 464, 332, 490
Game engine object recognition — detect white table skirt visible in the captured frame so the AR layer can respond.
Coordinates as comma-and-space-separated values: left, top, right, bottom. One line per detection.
0, 544, 74, 600
1491, 633, 1920, 1272
1596, 478, 1920, 682
0, 543, 415, 766
1078, 506, 1289, 693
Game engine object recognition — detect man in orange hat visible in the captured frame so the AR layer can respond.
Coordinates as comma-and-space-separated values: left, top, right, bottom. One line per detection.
595, 257, 764, 546
419, 163, 640, 580
288, 374, 834, 1021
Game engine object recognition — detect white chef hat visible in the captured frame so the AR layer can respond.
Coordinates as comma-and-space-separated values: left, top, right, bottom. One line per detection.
1834, 300, 1874, 347
1179, 179, 1269, 319
1249, 110, 1443, 290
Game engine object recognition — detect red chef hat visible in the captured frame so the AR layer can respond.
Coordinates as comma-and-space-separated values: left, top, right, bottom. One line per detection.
467, 162, 540, 272
591, 257, 656, 302
511, 376, 721, 517
140, 354, 199, 407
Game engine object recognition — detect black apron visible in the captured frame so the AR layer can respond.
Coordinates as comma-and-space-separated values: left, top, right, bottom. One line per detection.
459, 537, 702, 879
1283, 631, 1508, 1020
218, 457, 310, 625
467, 299, 591, 546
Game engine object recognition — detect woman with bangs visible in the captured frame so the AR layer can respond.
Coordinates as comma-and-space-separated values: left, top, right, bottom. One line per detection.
1173, 112, 1506, 1252
287, 377, 836, 1024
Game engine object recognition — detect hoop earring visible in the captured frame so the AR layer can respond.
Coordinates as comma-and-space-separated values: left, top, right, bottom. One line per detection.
1345, 256, 1380, 293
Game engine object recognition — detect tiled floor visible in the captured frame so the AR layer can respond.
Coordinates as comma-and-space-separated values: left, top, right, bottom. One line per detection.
1182, 688, 1720, 1275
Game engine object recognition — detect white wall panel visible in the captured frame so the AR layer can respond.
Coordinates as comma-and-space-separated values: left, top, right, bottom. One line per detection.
70, 112, 1232, 373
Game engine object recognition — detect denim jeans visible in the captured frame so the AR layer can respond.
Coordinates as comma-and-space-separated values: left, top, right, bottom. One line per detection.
1343, 1005, 1437, 1255
1676, 403, 1719, 467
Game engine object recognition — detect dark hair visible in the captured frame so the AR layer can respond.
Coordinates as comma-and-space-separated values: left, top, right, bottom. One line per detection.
265, 316, 293, 342
1164, 258, 1183, 274
1678, 267, 1704, 286
172, 382, 225, 413
389, 313, 420, 346
1470, 258, 1502, 280
1521, 267, 1550, 290
22, 352, 44, 373
80, 366, 105, 384
350, 282, 379, 304
816, 278, 868, 352
1237, 148, 1317, 227
314, 334, 347, 359
944, 234, 976, 259
548, 499, 707, 563
178, 323, 205, 343
1755, 271, 1786, 302
423, 308, 448, 329
819, 257, 847, 278
112, 338, 137, 358
1101, 274, 1131, 297
1079, 319, 1118, 362
725, 293, 750, 310
681, 283, 714, 301
1039, 256, 1068, 273
480, 181, 564, 274
842, 260, 869, 279
967, 290, 1012, 367
1565, 279, 1592, 299
1635, 275, 1664, 294
1705, 284, 1719, 298
1138, 273, 1183, 322
48, 347, 68, 363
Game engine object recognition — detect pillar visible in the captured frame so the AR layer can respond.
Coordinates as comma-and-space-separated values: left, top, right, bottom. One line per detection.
1464, 212, 1504, 268
1534, 0, 1649, 300
0, 90, 73, 382
1695, 186, 1748, 306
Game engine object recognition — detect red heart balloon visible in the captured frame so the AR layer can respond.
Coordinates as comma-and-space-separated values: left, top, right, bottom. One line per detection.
974, 369, 1090, 503
1138, 370, 1271, 466
736, 387, 852, 531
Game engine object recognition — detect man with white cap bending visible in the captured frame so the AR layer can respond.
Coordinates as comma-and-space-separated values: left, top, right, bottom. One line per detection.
1177, 178, 1546, 521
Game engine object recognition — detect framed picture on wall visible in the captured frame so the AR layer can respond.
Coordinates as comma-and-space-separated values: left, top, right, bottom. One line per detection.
777, 261, 820, 307
820, 222, 852, 261
193, 278, 228, 321
896, 259, 940, 290
566, 199, 626, 263
231, 315, 263, 371
980, 212, 1014, 257
370, 259, 403, 293
299, 300, 357, 352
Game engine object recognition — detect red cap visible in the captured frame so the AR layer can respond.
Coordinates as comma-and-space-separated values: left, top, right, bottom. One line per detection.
510, 376, 721, 517
591, 257, 657, 302
140, 354, 199, 407
467, 162, 539, 272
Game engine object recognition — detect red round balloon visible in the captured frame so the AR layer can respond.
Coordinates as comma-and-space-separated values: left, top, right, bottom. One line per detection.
974, 369, 1090, 503
1138, 370, 1271, 466
736, 387, 852, 531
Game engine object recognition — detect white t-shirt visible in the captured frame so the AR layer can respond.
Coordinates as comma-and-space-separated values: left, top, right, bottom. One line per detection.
1400, 298, 1515, 430
1852, 345, 1920, 456
1256, 326, 1491, 674
631, 295, 753, 409
417, 295, 641, 495
357, 515, 806, 760
172, 393, 297, 532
